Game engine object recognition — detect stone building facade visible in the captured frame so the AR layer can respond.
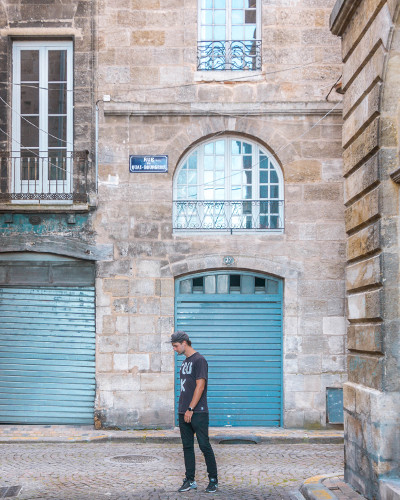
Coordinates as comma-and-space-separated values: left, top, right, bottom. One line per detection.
95, 0, 347, 429
0, 0, 347, 431
330, 0, 400, 498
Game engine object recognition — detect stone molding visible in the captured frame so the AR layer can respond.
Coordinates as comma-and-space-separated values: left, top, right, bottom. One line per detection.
161, 253, 302, 280
0, 27, 83, 38
330, 0, 363, 36
103, 101, 343, 117
0, 235, 113, 261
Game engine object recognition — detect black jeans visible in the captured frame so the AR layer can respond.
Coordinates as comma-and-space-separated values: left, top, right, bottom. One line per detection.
178, 412, 218, 482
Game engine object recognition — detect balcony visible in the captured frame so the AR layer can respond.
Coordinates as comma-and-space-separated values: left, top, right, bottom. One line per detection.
197, 40, 262, 71
173, 200, 284, 232
0, 151, 90, 204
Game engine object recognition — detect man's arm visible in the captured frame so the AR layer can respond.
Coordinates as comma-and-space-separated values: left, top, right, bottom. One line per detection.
184, 378, 205, 423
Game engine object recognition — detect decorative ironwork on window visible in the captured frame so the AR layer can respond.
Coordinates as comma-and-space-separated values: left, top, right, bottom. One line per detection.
0, 151, 89, 203
173, 199, 284, 231
173, 137, 284, 232
197, 40, 261, 70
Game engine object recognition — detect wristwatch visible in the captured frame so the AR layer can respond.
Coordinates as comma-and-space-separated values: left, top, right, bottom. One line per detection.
188, 407, 194, 412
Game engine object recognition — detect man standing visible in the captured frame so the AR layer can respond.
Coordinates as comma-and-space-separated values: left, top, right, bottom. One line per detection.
170, 331, 218, 493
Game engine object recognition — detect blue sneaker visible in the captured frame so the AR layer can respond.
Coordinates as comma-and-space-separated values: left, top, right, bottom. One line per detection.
205, 478, 218, 493
178, 478, 197, 492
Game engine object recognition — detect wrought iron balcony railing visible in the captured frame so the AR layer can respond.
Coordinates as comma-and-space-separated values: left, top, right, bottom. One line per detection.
173, 200, 284, 232
197, 40, 262, 71
0, 151, 90, 203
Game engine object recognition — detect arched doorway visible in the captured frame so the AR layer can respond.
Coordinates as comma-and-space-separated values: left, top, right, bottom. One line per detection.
175, 271, 283, 427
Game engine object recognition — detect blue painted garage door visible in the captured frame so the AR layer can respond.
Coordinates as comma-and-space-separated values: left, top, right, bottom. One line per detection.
175, 272, 283, 427
0, 287, 96, 424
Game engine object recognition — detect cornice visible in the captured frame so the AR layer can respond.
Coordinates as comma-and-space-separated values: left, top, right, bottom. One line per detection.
330, 0, 363, 36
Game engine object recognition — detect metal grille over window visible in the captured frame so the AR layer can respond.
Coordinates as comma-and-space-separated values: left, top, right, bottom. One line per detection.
198, 0, 261, 70
173, 137, 284, 232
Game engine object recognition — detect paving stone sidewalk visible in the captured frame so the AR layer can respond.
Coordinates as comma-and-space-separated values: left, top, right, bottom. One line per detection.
0, 424, 344, 444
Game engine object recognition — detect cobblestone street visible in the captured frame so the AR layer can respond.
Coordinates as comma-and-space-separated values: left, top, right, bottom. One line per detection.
0, 442, 343, 500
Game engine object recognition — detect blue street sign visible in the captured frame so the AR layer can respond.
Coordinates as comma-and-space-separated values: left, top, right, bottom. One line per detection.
129, 155, 168, 173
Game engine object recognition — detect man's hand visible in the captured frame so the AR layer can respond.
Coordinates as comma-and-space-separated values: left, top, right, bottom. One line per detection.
184, 409, 194, 423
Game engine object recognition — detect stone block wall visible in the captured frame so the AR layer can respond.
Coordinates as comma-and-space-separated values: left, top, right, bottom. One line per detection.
0, 0, 95, 176
94, 0, 348, 429
330, 0, 400, 498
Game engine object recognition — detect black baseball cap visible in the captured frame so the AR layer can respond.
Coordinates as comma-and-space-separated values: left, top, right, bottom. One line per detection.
169, 331, 190, 343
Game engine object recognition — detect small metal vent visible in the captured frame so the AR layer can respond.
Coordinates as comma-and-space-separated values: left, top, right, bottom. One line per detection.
110, 455, 158, 464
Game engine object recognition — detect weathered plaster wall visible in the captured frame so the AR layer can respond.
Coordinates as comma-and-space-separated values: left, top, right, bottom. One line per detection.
95, 0, 347, 429
330, 0, 400, 498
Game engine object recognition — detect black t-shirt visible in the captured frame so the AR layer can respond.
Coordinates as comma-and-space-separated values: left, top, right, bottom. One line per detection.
178, 351, 209, 414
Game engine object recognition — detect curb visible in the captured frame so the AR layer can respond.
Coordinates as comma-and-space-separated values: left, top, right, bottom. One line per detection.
0, 434, 344, 445
300, 474, 343, 500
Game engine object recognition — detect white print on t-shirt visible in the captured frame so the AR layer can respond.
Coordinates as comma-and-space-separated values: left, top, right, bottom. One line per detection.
181, 362, 193, 375
181, 379, 186, 392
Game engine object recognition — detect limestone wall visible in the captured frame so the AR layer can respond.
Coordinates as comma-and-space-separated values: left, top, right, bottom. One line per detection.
330, 0, 400, 498
95, 0, 347, 429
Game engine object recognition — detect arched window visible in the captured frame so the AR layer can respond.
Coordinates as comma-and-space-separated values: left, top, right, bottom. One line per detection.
173, 136, 284, 232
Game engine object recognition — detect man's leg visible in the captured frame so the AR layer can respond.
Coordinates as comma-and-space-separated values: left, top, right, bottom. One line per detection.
191, 413, 218, 480
178, 413, 196, 481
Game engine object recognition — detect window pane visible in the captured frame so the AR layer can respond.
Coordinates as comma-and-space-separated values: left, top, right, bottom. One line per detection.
48, 116, 67, 147
48, 50, 67, 82
188, 171, 197, 184
202, 0, 213, 7
204, 187, 214, 200
204, 156, 214, 170
215, 156, 224, 170
270, 170, 278, 183
245, 10, 257, 24
188, 186, 197, 198
215, 187, 224, 198
245, 25, 256, 39
231, 156, 242, 170
214, 26, 226, 39
232, 140, 241, 154
214, 9, 226, 24
21, 151, 39, 180
215, 0, 225, 7
177, 170, 187, 185
204, 171, 214, 184
260, 186, 268, 198
231, 26, 243, 39
232, 10, 244, 24
243, 156, 252, 169
202, 26, 213, 39
48, 83, 67, 115
204, 142, 214, 155
189, 153, 197, 169
231, 172, 241, 184
21, 85, 39, 114
243, 142, 252, 154
260, 155, 268, 169
178, 186, 187, 198
21, 51, 39, 81
215, 140, 224, 154
270, 185, 279, 198
48, 149, 67, 181
21, 116, 39, 147
201, 10, 213, 24
232, 0, 243, 7
243, 186, 252, 199
246, 0, 256, 7
260, 171, 268, 183
244, 171, 252, 183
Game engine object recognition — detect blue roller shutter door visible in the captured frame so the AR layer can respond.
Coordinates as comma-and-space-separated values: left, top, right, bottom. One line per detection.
0, 287, 95, 424
175, 276, 283, 427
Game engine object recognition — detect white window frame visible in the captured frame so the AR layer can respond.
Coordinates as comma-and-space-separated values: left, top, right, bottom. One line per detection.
173, 136, 284, 233
197, 0, 262, 71
198, 0, 261, 42
12, 40, 73, 202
